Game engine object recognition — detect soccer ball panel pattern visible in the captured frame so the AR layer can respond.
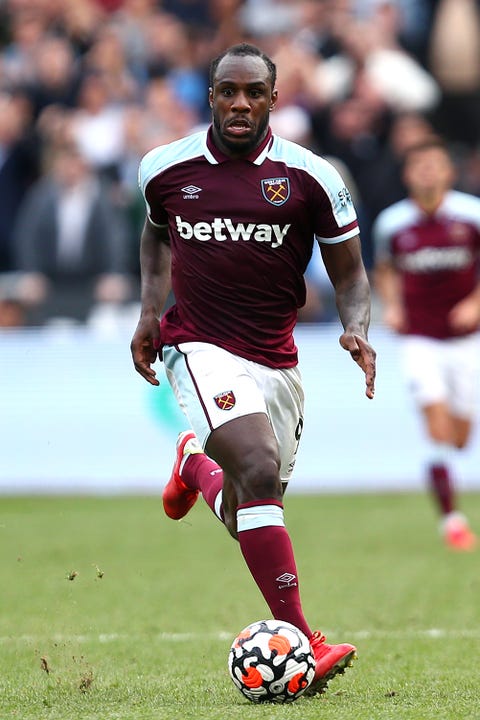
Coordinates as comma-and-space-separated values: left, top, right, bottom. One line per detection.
228, 619, 315, 703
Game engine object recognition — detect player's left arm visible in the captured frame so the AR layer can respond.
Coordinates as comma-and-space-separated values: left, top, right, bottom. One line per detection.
320, 235, 376, 399
449, 206, 480, 332
448, 282, 480, 333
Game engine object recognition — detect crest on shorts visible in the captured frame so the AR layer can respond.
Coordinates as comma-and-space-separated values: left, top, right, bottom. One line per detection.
214, 390, 236, 411
261, 177, 290, 206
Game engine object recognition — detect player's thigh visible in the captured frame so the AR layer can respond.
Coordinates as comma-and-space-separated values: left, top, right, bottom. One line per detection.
451, 417, 472, 449
421, 401, 454, 443
402, 336, 447, 408
446, 334, 480, 419
206, 412, 279, 478
261, 365, 304, 490
162, 342, 269, 449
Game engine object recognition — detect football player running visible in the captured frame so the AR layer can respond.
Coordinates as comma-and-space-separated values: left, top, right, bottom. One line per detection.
131, 43, 376, 695
374, 137, 480, 551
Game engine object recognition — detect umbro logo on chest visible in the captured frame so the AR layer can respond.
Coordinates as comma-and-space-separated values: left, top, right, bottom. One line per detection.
180, 178, 291, 206
181, 185, 202, 199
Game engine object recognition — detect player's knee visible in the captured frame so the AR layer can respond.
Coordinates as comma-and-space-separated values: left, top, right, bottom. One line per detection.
224, 512, 238, 541
236, 449, 282, 502
429, 427, 450, 444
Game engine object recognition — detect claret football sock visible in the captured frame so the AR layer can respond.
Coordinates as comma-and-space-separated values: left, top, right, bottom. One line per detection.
236, 499, 312, 639
165, 430, 225, 522
426, 441, 455, 516
428, 462, 454, 515
183, 452, 225, 521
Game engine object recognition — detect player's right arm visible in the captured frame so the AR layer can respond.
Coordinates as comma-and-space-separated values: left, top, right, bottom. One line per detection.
373, 258, 407, 333
372, 209, 407, 334
130, 218, 171, 385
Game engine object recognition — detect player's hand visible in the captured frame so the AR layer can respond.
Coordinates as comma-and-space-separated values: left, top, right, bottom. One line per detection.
383, 304, 407, 333
339, 332, 376, 399
130, 316, 161, 386
448, 296, 480, 334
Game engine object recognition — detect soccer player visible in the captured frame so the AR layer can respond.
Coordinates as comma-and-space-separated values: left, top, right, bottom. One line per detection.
373, 137, 480, 551
131, 43, 376, 695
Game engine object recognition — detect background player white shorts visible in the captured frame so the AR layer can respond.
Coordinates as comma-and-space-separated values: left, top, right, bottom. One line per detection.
401, 333, 480, 418
162, 342, 304, 486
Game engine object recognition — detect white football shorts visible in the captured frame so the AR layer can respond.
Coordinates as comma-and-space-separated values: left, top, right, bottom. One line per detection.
162, 342, 304, 486
401, 333, 480, 418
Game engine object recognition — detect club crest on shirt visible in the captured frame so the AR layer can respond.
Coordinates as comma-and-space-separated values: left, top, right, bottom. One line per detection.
261, 177, 290, 206
449, 222, 470, 242
213, 391, 236, 411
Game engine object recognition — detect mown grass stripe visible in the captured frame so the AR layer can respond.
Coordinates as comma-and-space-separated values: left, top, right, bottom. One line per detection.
1, 628, 480, 644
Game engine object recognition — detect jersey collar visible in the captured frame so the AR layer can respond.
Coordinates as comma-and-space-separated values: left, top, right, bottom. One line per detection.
204, 125, 273, 165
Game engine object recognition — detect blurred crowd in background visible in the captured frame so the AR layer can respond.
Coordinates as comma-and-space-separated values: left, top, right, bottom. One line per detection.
1, 0, 480, 328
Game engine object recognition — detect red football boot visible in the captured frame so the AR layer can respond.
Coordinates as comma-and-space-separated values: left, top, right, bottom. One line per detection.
162, 431, 203, 520
443, 513, 477, 551
306, 631, 357, 695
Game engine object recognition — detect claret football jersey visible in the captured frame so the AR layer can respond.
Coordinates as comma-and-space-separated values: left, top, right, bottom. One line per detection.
139, 126, 359, 367
373, 191, 480, 339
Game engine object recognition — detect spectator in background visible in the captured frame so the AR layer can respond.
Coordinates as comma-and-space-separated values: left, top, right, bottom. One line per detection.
0, 7, 47, 88
456, 146, 480, 199
0, 90, 40, 272
141, 76, 201, 148
305, 4, 440, 267
0, 273, 28, 327
363, 111, 435, 222
311, 94, 388, 269
373, 138, 480, 550
80, 24, 139, 105
69, 71, 126, 183
429, 0, 480, 149
142, 10, 207, 117
116, 79, 202, 277
108, 0, 169, 78
354, 0, 435, 68
357, 111, 436, 266
59, 0, 105, 57
12, 139, 134, 325
24, 34, 81, 118
1, 0, 480, 329
302, 2, 440, 115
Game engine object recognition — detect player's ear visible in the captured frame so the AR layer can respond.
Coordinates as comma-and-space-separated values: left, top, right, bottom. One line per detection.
270, 89, 278, 111
208, 88, 213, 108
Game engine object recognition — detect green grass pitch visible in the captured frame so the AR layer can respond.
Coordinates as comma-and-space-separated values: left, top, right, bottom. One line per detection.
1, 492, 479, 720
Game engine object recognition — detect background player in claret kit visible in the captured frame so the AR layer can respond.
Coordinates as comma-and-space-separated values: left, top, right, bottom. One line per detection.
373, 138, 480, 551
131, 43, 376, 696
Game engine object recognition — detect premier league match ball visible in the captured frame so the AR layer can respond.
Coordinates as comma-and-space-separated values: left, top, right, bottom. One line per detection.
228, 619, 315, 704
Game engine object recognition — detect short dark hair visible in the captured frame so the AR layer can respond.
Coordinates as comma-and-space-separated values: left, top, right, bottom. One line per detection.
209, 43, 277, 88
403, 136, 450, 162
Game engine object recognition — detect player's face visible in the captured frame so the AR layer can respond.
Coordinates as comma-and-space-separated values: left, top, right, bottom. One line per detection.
403, 147, 455, 198
209, 54, 277, 158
